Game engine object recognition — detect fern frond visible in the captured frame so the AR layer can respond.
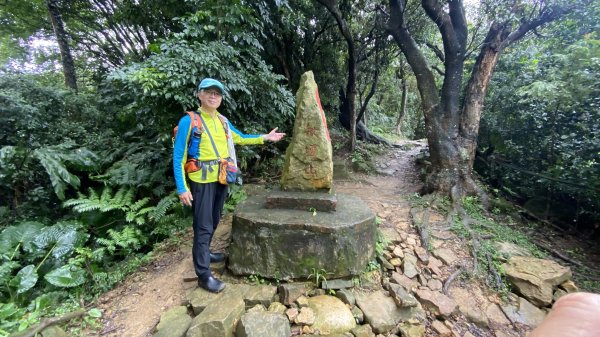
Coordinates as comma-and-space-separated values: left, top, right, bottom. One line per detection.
130, 198, 150, 212
150, 195, 178, 221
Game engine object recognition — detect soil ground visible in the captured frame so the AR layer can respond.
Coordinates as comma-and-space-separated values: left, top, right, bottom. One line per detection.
88, 140, 600, 337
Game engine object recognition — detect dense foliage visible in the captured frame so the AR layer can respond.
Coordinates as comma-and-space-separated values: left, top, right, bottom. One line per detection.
479, 27, 600, 236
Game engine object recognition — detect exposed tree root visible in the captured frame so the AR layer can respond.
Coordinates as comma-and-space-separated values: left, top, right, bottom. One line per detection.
443, 266, 463, 295
534, 240, 600, 275
410, 206, 431, 250
446, 188, 505, 291
10, 310, 86, 337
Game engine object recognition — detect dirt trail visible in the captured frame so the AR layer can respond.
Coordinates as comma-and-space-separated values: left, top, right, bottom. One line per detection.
91, 140, 427, 337
90, 140, 599, 337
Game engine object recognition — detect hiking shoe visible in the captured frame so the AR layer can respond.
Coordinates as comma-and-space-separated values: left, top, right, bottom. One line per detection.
210, 252, 225, 263
198, 275, 225, 293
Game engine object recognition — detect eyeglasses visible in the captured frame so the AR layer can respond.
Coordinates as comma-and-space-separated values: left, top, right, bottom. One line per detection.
202, 89, 222, 98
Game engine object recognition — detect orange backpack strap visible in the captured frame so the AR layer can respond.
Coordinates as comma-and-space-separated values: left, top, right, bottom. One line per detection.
187, 110, 204, 135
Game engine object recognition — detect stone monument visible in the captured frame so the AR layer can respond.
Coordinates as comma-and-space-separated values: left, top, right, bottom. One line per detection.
228, 71, 376, 280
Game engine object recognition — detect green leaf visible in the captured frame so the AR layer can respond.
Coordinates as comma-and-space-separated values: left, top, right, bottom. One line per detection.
11, 264, 38, 294
44, 265, 86, 288
88, 308, 102, 318
0, 261, 20, 284
0, 221, 44, 257
33, 222, 88, 260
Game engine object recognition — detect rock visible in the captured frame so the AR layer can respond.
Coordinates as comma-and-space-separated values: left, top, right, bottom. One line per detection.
268, 302, 287, 315
427, 279, 443, 291
379, 256, 395, 270
390, 272, 418, 291
355, 290, 424, 334
306, 295, 356, 334
351, 324, 376, 337
266, 190, 337, 212
389, 258, 402, 267
402, 253, 419, 279
463, 332, 476, 337
500, 296, 547, 327
286, 308, 299, 322
296, 295, 310, 308
186, 290, 245, 337
383, 251, 394, 261
503, 256, 572, 306
279, 283, 310, 305
413, 246, 429, 263
380, 228, 403, 244
393, 246, 404, 258
295, 307, 316, 325
248, 304, 267, 313
187, 286, 223, 315
335, 289, 356, 307
559, 280, 578, 293
281, 70, 333, 191
553, 288, 568, 302
431, 320, 451, 337
450, 287, 489, 328
414, 289, 458, 319
485, 303, 511, 327
397, 322, 425, 337
432, 249, 458, 266
244, 285, 277, 309
323, 278, 354, 290
154, 306, 191, 337
229, 194, 376, 279
386, 283, 418, 308
352, 306, 364, 324
493, 242, 532, 261
302, 325, 315, 334
40, 326, 67, 337
236, 312, 291, 337
406, 236, 417, 246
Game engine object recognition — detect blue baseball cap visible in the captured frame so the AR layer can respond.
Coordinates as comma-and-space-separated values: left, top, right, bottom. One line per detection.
198, 78, 225, 94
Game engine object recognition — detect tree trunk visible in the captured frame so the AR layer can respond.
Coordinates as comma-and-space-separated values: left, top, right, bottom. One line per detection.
317, 0, 357, 151
388, 0, 574, 201
395, 67, 408, 134
47, 0, 77, 91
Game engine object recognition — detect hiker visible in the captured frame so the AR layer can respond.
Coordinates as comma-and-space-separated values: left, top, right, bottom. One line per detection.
173, 78, 285, 293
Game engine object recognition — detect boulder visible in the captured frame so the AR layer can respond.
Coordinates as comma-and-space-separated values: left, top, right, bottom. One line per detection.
351, 324, 376, 337
431, 249, 458, 266
235, 312, 291, 337
402, 253, 419, 279
155, 306, 192, 337
354, 290, 424, 334
268, 302, 287, 315
385, 283, 418, 308
503, 256, 572, 307
307, 295, 356, 334
295, 307, 316, 325
414, 289, 458, 319
243, 285, 277, 309
186, 290, 245, 337
500, 296, 547, 327
335, 289, 356, 307
278, 283, 310, 305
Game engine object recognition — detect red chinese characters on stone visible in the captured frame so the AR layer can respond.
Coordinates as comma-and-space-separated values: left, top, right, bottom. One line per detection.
305, 164, 317, 177
307, 144, 317, 157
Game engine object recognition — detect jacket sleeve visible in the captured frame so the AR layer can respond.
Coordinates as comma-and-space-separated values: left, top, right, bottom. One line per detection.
173, 115, 192, 194
228, 121, 264, 145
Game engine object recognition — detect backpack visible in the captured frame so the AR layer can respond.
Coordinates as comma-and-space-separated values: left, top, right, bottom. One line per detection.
172, 111, 204, 147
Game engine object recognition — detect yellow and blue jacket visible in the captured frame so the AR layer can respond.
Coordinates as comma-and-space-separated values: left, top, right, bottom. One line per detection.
173, 109, 263, 194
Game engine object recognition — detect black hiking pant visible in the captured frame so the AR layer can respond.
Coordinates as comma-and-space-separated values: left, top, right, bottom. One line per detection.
190, 181, 227, 280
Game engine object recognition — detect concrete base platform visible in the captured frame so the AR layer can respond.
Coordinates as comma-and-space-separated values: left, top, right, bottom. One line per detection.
228, 193, 376, 280
265, 189, 337, 212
